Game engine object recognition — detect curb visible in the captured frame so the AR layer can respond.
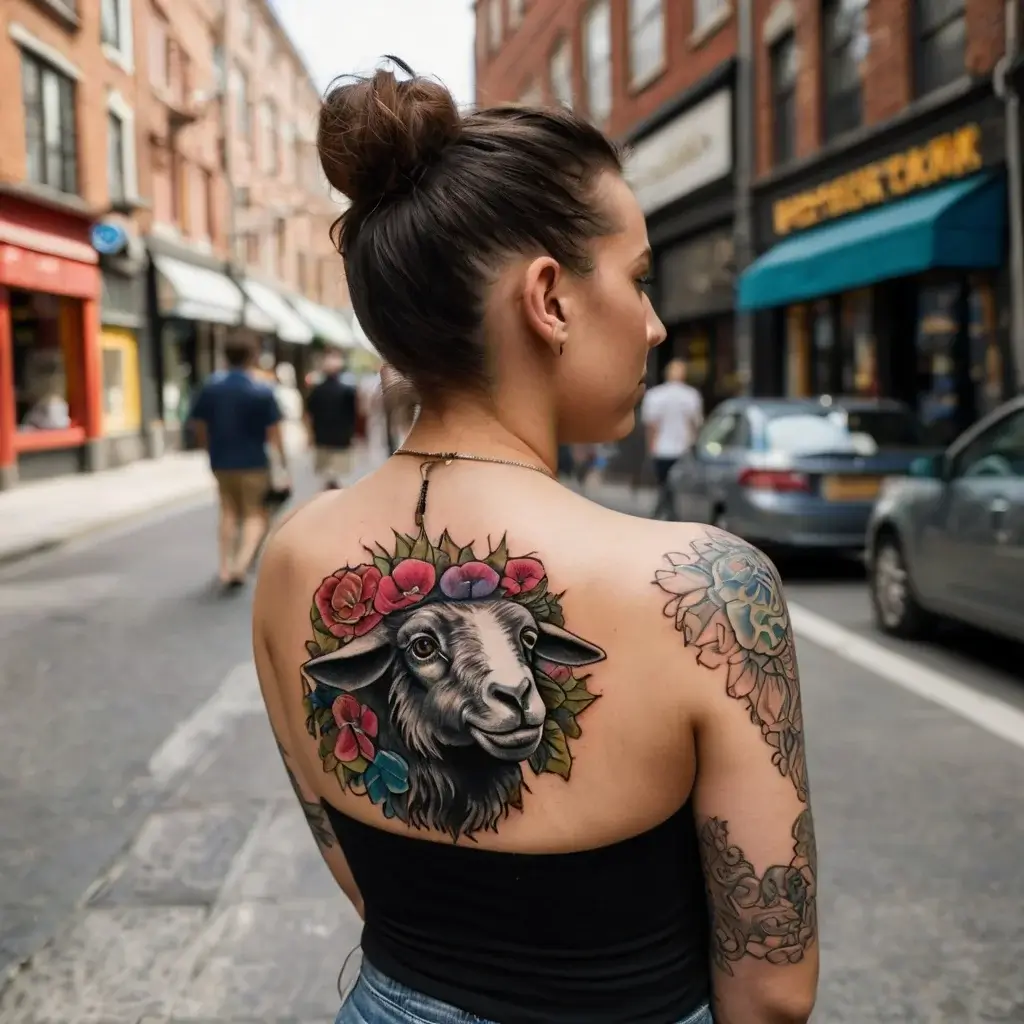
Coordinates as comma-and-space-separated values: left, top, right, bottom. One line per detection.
0, 483, 215, 570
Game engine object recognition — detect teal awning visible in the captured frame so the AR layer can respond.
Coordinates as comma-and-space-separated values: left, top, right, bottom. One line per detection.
738, 172, 1006, 311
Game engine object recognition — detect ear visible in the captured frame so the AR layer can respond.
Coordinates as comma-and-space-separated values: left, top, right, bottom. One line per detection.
302, 625, 395, 695
534, 621, 606, 667
522, 256, 569, 358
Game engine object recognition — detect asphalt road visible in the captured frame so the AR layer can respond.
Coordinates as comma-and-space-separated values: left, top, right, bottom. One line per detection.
1, 491, 1023, 1022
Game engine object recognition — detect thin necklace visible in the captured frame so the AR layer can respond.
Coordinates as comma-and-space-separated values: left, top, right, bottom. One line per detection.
393, 447, 554, 527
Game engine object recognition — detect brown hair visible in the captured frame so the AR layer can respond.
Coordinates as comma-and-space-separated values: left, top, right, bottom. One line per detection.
317, 57, 622, 399
224, 335, 257, 368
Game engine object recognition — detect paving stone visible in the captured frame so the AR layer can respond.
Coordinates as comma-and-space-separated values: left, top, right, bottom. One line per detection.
173, 900, 361, 1021
221, 802, 340, 903
0, 907, 207, 1024
89, 805, 261, 907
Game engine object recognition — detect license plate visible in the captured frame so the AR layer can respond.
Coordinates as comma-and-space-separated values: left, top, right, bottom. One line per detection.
822, 475, 882, 501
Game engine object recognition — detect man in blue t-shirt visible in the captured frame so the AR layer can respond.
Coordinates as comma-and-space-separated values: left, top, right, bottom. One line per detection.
189, 337, 289, 587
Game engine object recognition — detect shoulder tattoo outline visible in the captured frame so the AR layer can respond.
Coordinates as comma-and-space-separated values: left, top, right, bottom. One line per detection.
653, 528, 808, 802
301, 528, 606, 841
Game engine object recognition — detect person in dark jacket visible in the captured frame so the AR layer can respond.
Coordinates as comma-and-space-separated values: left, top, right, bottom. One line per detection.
305, 350, 359, 489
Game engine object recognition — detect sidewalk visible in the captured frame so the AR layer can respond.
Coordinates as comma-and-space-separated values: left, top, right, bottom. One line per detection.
0, 422, 310, 566
0, 664, 361, 1024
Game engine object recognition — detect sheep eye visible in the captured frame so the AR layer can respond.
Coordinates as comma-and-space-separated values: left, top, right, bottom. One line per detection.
521, 628, 538, 651
408, 634, 439, 660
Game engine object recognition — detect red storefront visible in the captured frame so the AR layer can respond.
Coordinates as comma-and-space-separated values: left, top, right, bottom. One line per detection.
0, 194, 102, 488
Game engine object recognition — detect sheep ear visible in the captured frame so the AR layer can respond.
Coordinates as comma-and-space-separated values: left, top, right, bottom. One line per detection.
534, 621, 606, 667
303, 625, 395, 695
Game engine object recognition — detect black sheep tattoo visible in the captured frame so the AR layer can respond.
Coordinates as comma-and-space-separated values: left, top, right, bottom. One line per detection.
302, 530, 606, 840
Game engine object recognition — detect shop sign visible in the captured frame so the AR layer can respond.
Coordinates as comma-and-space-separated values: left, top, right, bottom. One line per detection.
773, 123, 984, 236
90, 220, 129, 256
626, 90, 732, 215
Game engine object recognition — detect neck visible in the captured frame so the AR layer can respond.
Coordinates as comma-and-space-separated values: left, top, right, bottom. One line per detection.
402, 398, 557, 473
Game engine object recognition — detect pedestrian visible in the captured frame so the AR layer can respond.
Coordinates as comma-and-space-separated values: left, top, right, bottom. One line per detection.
641, 358, 704, 520
305, 350, 358, 490
253, 59, 817, 1024
189, 335, 290, 589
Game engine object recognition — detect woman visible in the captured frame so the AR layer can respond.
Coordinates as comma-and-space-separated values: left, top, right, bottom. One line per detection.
253, 59, 818, 1024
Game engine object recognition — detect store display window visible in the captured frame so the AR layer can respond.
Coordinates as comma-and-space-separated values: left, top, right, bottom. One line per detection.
11, 290, 75, 433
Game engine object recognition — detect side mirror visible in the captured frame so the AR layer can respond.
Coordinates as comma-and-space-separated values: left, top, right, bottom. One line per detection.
908, 454, 944, 479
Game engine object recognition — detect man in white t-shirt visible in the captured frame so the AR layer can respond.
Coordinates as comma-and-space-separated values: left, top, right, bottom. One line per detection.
640, 358, 704, 519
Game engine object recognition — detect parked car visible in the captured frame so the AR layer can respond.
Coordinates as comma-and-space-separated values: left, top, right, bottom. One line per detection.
867, 395, 1024, 643
668, 396, 934, 554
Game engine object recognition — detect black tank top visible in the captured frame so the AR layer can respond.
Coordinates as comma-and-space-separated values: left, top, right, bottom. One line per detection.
323, 800, 711, 1024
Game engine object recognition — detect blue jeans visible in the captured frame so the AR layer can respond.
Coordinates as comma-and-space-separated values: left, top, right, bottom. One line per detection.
336, 959, 714, 1024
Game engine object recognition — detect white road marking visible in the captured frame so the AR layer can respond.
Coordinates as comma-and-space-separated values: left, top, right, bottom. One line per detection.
146, 661, 264, 786
789, 602, 1024, 752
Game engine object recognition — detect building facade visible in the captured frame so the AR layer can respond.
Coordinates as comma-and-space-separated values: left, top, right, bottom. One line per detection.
738, 0, 1012, 445
0, 0, 352, 488
0, 0, 144, 487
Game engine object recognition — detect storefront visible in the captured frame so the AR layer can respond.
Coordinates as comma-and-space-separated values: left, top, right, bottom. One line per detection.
614, 61, 737, 481
145, 235, 275, 451
92, 219, 150, 468
240, 277, 314, 390
0, 192, 103, 488
740, 88, 1013, 444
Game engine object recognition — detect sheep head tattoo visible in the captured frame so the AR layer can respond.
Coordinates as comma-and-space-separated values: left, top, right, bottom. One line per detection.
301, 529, 606, 839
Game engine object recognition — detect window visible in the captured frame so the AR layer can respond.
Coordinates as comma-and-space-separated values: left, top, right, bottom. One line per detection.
508, 0, 524, 27
239, 1, 253, 45
245, 232, 261, 267
954, 409, 1024, 479
21, 51, 78, 195
233, 67, 252, 138
108, 111, 125, 202
260, 101, 278, 174
628, 0, 664, 86
914, 0, 965, 96
202, 168, 214, 239
101, 0, 120, 48
550, 36, 573, 107
584, 1, 612, 125
275, 218, 286, 277
770, 33, 798, 164
822, 0, 866, 140
489, 0, 503, 51
11, 291, 73, 433
694, 0, 728, 32
149, 14, 168, 87
212, 44, 225, 92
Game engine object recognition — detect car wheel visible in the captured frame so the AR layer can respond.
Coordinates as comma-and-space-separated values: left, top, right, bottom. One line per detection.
870, 535, 928, 638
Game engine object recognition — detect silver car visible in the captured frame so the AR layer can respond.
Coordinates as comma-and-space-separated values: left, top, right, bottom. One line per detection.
867, 395, 1024, 643
669, 397, 931, 553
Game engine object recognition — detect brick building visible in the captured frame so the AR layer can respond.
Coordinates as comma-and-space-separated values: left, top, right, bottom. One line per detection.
0, 0, 144, 486
742, 0, 1014, 442
0, 0, 352, 489
477, 0, 1017, 452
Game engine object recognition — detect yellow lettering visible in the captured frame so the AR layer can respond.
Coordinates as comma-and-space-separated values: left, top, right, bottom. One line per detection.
927, 134, 957, 180
885, 154, 909, 195
858, 165, 886, 205
904, 147, 931, 191
953, 124, 983, 174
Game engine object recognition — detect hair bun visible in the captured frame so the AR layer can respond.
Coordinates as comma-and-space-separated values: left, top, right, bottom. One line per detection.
317, 57, 461, 207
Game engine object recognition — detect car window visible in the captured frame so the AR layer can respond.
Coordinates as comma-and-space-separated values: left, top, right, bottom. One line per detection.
698, 412, 742, 454
758, 406, 920, 456
953, 408, 1024, 480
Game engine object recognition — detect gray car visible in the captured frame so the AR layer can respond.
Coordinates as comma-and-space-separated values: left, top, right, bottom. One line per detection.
668, 397, 931, 553
867, 395, 1024, 643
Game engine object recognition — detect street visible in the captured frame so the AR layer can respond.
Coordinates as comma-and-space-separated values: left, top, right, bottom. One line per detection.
1, 479, 1023, 1023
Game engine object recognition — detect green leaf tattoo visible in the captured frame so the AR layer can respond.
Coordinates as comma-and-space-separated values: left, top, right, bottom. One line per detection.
654, 529, 808, 802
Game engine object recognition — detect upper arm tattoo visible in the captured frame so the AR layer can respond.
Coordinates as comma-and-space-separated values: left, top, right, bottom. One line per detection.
700, 811, 817, 973
654, 529, 808, 802
274, 739, 337, 850
299, 529, 606, 842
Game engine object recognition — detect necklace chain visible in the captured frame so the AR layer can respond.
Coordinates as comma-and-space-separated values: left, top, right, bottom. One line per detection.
394, 448, 554, 478
393, 448, 555, 527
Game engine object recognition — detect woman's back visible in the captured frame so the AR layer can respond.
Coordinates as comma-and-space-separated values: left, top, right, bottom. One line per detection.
253, 56, 817, 1024
255, 463, 814, 1023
